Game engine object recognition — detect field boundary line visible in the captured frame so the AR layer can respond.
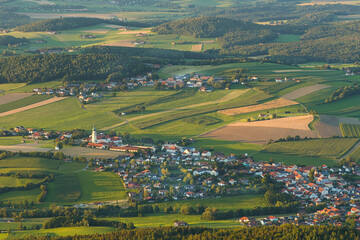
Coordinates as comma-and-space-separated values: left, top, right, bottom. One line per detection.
340, 139, 360, 160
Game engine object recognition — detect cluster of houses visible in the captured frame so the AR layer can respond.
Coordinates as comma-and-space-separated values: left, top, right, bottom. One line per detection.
155, 73, 225, 90
0, 126, 79, 143
86, 141, 360, 228
84, 127, 155, 154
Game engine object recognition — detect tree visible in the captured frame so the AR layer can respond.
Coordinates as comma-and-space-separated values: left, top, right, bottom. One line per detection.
264, 190, 277, 205
309, 168, 315, 183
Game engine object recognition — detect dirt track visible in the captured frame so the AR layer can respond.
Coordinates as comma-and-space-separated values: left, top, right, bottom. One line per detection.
219, 98, 298, 116
0, 93, 33, 105
201, 115, 317, 145
282, 84, 330, 100
315, 114, 360, 138
0, 97, 67, 117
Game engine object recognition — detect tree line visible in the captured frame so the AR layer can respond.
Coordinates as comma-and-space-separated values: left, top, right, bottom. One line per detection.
324, 84, 360, 104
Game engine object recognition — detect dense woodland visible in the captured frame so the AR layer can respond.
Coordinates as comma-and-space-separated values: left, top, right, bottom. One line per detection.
0, 54, 148, 83
0, 35, 29, 45
152, 17, 256, 38
0, 7, 31, 29
20, 225, 360, 240
14, 18, 106, 32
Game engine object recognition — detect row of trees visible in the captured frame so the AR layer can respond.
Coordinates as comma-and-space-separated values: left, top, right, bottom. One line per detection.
324, 84, 360, 103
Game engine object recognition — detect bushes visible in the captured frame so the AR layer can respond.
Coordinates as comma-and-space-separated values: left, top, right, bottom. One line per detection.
36, 185, 48, 203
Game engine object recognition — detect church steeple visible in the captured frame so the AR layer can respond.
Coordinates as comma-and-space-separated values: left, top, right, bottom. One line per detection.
92, 125, 97, 143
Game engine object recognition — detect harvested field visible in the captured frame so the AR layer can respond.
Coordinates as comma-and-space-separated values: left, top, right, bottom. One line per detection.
103, 24, 121, 28
219, 98, 298, 116
282, 84, 330, 100
118, 30, 151, 35
201, 115, 317, 145
59, 147, 123, 159
0, 97, 67, 117
0, 144, 51, 153
0, 93, 33, 105
102, 40, 134, 47
315, 114, 360, 138
191, 44, 203, 52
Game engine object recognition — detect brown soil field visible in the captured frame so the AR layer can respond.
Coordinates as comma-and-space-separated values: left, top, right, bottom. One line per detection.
0, 93, 33, 105
118, 30, 151, 35
201, 115, 317, 145
191, 44, 203, 52
315, 114, 360, 138
0, 97, 67, 117
219, 98, 298, 116
103, 24, 121, 28
102, 40, 134, 47
282, 84, 330, 100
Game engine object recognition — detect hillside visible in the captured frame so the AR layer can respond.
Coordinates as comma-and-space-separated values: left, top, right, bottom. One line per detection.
14, 17, 106, 32
152, 17, 256, 38
0, 54, 148, 83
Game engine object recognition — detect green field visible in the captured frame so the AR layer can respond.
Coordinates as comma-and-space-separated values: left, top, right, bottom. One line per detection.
46, 174, 81, 202
0, 95, 52, 113
260, 138, 358, 159
77, 171, 128, 202
144, 194, 266, 212
6, 226, 116, 239
272, 34, 301, 43
0, 136, 29, 146
0, 176, 42, 188
340, 124, 360, 137
193, 138, 262, 156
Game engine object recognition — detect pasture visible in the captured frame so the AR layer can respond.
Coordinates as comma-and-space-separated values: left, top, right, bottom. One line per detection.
46, 174, 81, 202
77, 171, 128, 202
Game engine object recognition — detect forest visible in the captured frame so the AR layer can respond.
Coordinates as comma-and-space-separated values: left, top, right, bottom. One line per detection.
152, 17, 256, 38
0, 53, 149, 83
0, 35, 29, 45
0, 7, 31, 29
18, 225, 360, 240
14, 17, 106, 32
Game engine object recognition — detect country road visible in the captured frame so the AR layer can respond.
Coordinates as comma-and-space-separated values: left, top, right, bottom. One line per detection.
341, 140, 360, 159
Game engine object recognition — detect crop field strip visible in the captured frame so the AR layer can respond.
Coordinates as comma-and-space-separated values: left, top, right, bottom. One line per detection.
340, 123, 360, 137
0, 94, 52, 113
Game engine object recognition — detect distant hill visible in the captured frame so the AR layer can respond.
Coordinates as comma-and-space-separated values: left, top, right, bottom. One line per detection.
14, 17, 105, 32
0, 35, 29, 46
152, 17, 257, 38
